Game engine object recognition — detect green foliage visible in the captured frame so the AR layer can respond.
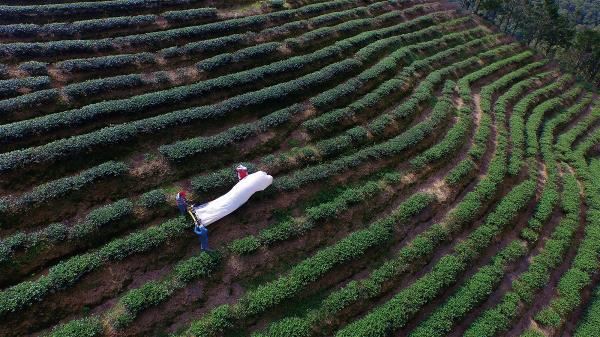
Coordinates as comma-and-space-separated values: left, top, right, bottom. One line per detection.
0, 0, 205, 24
555, 103, 600, 158
0, 76, 50, 100
274, 89, 454, 190
339, 180, 535, 337
0, 198, 133, 263
465, 169, 582, 336
161, 105, 302, 161
121, 281, 171, 318
447, 61, 548, 185
4, 161, 128, 212
574, 283, 600, 337
525, 86, 582, 158
409, 241, 526, 337
160, 12, 454, 161
173, 252, 221, 283
0, 55, 359, 172
137, 189, 167, 209
0, 217, 190, 316
184, 189, 433, 336
306, 27, 491, 135
0, 0, 369, 60
229, 236, 262, 256
48, 316, 102, 337
508, 74, 573, 175
71, 199, 134, 239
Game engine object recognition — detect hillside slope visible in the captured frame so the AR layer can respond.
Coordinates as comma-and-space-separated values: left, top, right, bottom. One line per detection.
0, 0, 597, 336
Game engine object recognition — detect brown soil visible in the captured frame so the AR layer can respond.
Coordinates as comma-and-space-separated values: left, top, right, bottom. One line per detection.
505, 174, 587, 337
0, 2, 442, 193
25, 125, 443, 336
63, 84, 461, 336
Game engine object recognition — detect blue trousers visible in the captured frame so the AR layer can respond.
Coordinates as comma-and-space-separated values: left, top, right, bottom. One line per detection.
177, 199, 187, 215
194, 226, 209, 251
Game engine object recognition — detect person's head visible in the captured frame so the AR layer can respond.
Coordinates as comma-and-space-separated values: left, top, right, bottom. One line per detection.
179, 190, 187, 198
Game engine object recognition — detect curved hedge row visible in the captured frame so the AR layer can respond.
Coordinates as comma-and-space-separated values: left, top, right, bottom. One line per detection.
0, 160, 128, 214
410, 50, 536, 171
408, 240, 526, 337
0, 76, 51, 100
160, 20, 479, 161
50, 185, 432, 334
1, 7, 447, 143
107, 251, 220, 329
461, 93, 585, 335
507, 74, 573, 175
0, 0, 208, 24
524, 86, 583, 158
0, 0, 393, 60
331, 47, 537, 336
302, 23, 483, 134
574, 125, 600, 156
253, 69, 520, 336
271, 80, 457, 191
0, 7, 218, 41
305, 17, 476, 121
362, 40, 513, 138
50, 1, 385, 77
47, 2, 410, 105
187, 44, 512, 194
180, 187, 434, 337
412, 86, 587, 337
229, 175, 434, 255
0, 198, 134, 264
187, 40, 483, 187
0, 3, 396, 118
259, 113, 532, 336
531, 151, 600, 331
574, 283, 600, 337
446, 63, 550, 185
262, 39, 512, 178
464, 168, 582, 337
0, 58, 361, 172
555, 103, 600, 159
0, 216, 189, 317
237, 51, 534, 335
336, 178, 536, 337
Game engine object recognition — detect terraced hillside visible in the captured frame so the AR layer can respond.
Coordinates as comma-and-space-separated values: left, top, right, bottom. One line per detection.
0, 0, 598, 336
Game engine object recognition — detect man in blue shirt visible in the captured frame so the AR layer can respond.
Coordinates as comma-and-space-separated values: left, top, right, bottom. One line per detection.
194, 222, 210, 252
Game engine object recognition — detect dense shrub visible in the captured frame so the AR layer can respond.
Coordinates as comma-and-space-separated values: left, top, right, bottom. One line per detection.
109, 252, 220, 329
137, 189, 167, 209
574, 284, 600, 337
0, 0, 209, 24
0, 76, 50, 100
0, 217, 190, 316
0, 198, 133, 263
465, 169, 582, 337
337, 179, 536, 337
184, 189, 434, 336
0, 0, 374, 59
2, 161, 128, 213
0, 58, 359, 172
0, 7, 440, 145
49, 316, 102, 337
508, 74, 573, 175
409, 241, 526, 337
